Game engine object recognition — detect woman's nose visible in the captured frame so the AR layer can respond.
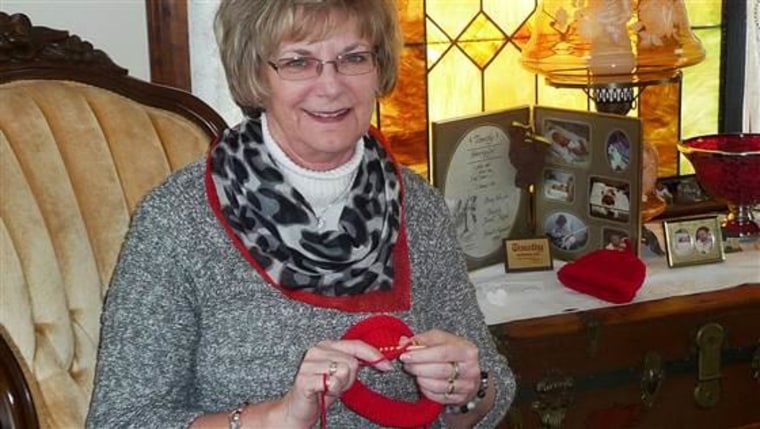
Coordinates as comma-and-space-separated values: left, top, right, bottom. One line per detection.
313, 62, 343, 93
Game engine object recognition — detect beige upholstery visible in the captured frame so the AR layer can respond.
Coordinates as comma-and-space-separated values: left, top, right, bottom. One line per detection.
0, 12, 225, 429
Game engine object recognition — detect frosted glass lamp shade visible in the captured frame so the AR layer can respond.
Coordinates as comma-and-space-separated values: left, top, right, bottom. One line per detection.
521, 0, 706, 86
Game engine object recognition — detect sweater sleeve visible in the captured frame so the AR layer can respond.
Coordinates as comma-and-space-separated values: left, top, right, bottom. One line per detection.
403, 172, 516, 428
86, 189, 204, 428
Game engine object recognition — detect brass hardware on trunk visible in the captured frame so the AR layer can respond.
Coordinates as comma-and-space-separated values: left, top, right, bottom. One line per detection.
693, 322, 725, 408
640, 352, 665, 407
531, 370, 573, 429
581, 315, 600, 358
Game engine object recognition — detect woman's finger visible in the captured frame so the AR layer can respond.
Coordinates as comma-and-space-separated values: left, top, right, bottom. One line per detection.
317, 339, 394, 372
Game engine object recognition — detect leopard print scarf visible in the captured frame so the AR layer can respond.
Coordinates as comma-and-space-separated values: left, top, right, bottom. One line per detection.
209, 116, 401, 296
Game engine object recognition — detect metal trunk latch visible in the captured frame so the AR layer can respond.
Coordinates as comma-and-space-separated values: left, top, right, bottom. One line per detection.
581, 314, 600, 358
531, 370, 574, 429
693, 322, 725, 408
640, 351, 665, 407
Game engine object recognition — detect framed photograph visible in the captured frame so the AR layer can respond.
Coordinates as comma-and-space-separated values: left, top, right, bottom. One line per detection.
534, 106, 642, 261
663, 216, 725, 267
431, 108, 533, 270
654, 174, 725, 219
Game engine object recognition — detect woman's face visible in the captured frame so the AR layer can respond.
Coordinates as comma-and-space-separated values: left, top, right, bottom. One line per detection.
263, 17, 378, 171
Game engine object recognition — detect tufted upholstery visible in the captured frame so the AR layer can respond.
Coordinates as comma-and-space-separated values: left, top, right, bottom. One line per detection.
0, 13, 226, 428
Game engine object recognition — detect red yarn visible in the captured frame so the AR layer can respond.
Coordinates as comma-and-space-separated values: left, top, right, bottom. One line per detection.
337, 315, 443, 428
320, 374, 328, 428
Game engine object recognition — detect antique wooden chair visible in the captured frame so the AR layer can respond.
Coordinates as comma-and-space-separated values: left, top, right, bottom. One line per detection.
0, 12, 226, 428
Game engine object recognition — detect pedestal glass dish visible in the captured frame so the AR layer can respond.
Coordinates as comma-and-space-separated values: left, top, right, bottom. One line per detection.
678, 134, 760, 241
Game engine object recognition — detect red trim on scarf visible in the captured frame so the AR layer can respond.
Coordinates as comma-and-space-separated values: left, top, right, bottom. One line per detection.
204, 126, 411, 313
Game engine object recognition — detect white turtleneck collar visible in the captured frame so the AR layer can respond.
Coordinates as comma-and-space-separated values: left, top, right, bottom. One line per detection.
261, 113, 364, 222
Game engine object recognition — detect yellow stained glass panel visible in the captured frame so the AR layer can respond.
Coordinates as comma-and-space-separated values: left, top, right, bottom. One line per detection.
537, 82, 588, 111
428, 47, 483, 123
483, 0, 537, 34
426, 19, 451, 66
384, 1, 724, 179
426, 0, 480, 38
458, 13, 506, 68
484, 45, 536, 111
680, 27, 721, 174
684, 0, 723, 26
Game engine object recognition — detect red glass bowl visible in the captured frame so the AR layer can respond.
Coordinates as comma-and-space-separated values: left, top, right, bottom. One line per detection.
678, 134, 760, 240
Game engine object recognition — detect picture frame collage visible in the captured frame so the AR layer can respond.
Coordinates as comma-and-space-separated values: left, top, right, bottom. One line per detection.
432, 106, 642, 270
533, 107, 642, 261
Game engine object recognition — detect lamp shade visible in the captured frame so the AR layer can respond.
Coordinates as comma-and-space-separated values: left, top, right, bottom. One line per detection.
521, 0, 705, 86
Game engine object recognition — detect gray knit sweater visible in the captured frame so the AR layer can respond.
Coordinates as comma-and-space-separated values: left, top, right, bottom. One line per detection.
86, 159, 515, 428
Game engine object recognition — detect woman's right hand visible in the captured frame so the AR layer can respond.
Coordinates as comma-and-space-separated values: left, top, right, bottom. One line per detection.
277, 339, 394, 427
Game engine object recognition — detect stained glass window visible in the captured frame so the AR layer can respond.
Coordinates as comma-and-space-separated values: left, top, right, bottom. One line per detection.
376, 0, 723, 179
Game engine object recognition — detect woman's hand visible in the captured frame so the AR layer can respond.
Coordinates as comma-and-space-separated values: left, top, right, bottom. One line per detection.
278, 340, 393, 427
398, 330, 481, 406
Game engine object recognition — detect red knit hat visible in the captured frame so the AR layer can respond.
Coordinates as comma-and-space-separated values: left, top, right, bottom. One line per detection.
557, 248, 646, 304
340, 315, 443, 428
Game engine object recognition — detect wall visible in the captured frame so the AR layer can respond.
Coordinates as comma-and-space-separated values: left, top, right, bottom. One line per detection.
188, 0, 242, 125
0, 0, 150, 81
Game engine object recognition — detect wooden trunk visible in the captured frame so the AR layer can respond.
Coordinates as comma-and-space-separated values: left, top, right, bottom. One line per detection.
490, 283, 760, 429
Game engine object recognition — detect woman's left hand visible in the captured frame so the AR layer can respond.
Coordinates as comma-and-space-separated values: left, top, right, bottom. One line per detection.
398, 330, 481, 406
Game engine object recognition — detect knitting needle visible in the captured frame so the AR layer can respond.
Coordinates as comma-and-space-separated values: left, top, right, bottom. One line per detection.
377, 344, 426, 353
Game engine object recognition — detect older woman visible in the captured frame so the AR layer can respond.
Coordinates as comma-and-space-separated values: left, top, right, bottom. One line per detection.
86, 0, 515, 428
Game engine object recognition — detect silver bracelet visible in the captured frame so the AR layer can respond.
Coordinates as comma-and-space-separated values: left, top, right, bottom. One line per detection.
228, 401, 249, 429
445, 371, 489, 414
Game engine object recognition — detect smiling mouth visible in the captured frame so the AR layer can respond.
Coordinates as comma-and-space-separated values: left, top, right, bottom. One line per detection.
306, 108, 351, 119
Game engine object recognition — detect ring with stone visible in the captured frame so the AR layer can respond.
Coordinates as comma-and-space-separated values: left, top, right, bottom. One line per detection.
328, 361, 339, 377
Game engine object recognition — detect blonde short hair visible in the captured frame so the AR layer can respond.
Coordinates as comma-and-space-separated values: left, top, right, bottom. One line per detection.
214, 0, 402, 113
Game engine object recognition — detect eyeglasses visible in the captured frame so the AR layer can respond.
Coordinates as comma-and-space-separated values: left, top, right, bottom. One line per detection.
268, 51, 377, 81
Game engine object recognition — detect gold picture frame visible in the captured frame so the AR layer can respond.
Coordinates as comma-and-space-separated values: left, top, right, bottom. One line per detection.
431, 108, 533, 271
663, 216, 725, 268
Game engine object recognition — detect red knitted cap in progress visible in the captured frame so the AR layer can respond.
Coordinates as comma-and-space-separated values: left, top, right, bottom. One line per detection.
340, 315, 442, 428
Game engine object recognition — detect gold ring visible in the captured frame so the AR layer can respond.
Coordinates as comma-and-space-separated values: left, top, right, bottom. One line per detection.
448, 361, 460, 382
328, 361, 338, 377
446, 380, 455, 396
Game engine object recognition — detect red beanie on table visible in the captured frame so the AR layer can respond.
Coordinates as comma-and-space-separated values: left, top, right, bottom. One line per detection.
557, 248, 646, 304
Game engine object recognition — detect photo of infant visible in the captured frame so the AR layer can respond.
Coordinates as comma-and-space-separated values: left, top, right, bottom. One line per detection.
602, 228, 630, 251
544, 119, 591, 167
589, 177, 631, 223
672, 227, 694, 256
543, 169, 575, 203
694, 225, 715, 254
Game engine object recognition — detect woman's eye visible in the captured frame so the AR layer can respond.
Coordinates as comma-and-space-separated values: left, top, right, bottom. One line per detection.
342, 53, 368, 64
281, 58, 310, 69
